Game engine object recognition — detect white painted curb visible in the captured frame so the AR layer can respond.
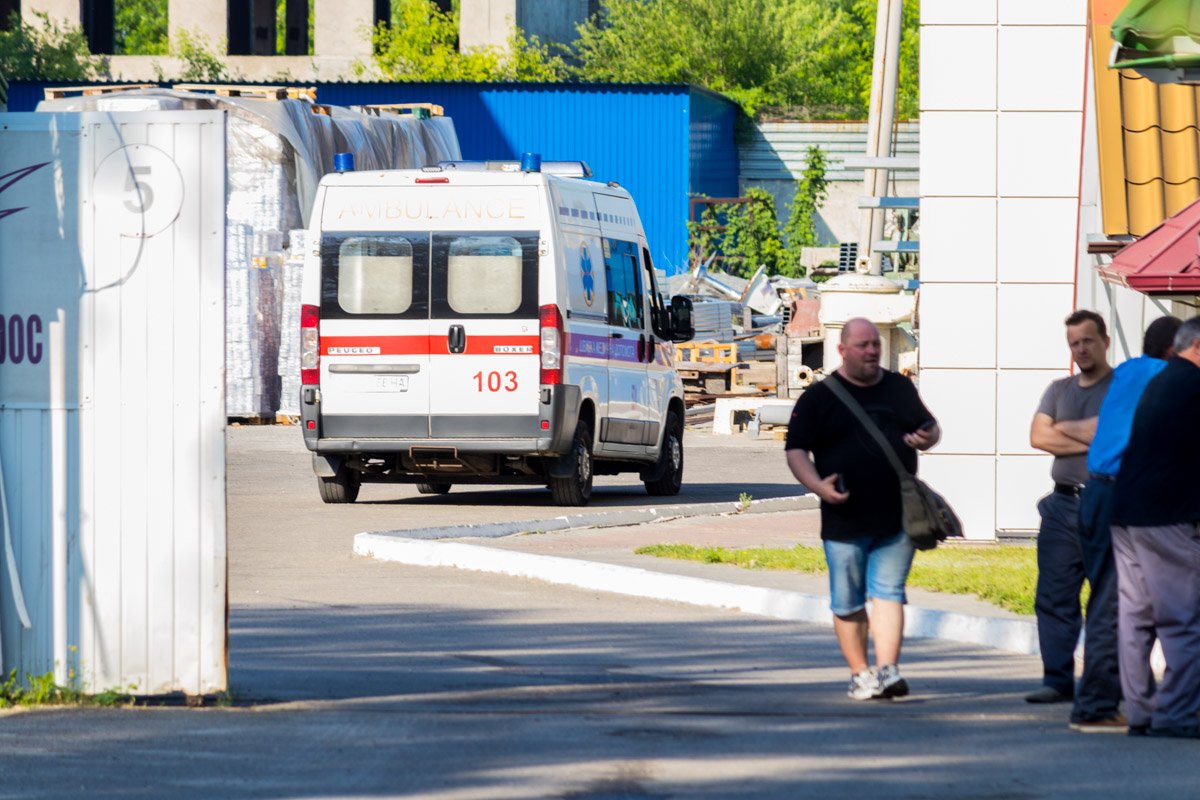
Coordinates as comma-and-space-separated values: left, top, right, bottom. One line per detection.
354, 533, 1040, 656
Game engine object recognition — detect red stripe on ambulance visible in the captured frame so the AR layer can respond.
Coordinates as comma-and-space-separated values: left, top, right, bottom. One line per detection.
321, 335, 539, 356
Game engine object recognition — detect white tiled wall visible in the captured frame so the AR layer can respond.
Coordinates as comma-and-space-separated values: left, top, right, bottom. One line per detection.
997, 284, 1077, 368
920, 0, 1087, 538
920, 455, 997, 540
921, 198, 997, 283
997, 199, 1079, 283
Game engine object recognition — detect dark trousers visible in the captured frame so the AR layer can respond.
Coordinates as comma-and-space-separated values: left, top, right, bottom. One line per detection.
1112, 523, 1200, 729
1072, 478, 1122, 721
1035, 491, 1084, 696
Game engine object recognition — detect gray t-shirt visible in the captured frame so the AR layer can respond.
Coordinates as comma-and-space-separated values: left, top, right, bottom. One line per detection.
1036, 372, 1112, 486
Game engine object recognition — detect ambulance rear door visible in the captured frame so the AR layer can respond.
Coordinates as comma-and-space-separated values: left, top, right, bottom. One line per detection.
425, 185, 543, 438
317, 225, 432, 439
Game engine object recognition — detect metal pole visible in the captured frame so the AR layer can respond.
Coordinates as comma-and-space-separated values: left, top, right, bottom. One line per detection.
857, 0, 903, 276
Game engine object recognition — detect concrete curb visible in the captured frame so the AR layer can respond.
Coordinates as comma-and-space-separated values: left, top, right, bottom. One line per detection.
354, 531, 1040, 656
372, 494, 819, 541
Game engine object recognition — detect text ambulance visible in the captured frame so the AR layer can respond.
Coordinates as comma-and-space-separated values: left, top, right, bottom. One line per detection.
298, 156, 695, 506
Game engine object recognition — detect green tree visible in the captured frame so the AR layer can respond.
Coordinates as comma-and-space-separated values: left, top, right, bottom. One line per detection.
721, 188, 785, 278
114, 0, 168, 55
779, 145, 830, 277
172, 29, 228, 81
573, 0, 862, 116
367, 0, 567, 81
848, 0, 920, 121
0, 11, 108, 79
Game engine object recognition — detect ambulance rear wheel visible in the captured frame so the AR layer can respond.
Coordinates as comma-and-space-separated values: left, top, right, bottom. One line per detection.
644, 411, 684, 496
317, 464, 361, 504
550, 422, 594, 506
416, 482, 452, 495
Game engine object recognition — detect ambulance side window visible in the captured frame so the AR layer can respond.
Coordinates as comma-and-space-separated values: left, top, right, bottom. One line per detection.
321, 233, 429, 320
603, 238, 644, 331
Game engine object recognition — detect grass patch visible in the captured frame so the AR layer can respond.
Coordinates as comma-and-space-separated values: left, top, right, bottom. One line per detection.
635, 543, 1050, 616
0, 669, 134, 709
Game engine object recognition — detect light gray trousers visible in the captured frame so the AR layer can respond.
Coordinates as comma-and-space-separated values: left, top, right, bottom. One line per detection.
1111, 523, 1200, 729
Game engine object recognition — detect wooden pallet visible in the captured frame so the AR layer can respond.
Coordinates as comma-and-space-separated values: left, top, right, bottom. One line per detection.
675, 340, 738, 365
227, 415, 277, 427
43, 84, 157, 100
173, 84, 317, 102
355, 102, 444, 118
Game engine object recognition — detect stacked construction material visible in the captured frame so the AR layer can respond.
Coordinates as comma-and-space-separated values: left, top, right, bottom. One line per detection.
689, 300, 742, 342
277, 229, 308, 417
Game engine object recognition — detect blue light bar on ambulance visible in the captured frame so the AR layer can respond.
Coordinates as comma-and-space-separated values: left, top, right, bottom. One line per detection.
436, 160, 593, 178
333, 152, 355, 172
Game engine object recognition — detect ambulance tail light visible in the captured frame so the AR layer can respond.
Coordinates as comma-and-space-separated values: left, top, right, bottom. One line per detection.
539, 304, 563, 385
301, 304, 320, 385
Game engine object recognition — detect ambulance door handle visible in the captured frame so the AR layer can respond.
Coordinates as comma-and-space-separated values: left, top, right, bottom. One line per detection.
447, 325, 466, 354
611, 332, 625, 339
636, 334, 646, 362
644, 336, 655, 363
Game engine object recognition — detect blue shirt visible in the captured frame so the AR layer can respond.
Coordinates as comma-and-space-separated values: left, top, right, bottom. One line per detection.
1086, 355, 1168, 476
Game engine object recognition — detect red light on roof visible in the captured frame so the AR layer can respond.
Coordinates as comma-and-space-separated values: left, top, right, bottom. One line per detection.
415, 177, 450, 184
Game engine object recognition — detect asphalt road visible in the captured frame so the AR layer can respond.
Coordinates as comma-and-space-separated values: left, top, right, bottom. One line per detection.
0, 427, 1195, 799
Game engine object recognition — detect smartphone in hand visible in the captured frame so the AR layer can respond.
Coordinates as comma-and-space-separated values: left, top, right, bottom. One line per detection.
834, 473, 847, 494
916, 418, 936, 433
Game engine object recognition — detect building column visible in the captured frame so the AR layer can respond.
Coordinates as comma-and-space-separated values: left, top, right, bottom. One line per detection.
458, 0, 516, 51
22, 0, 82, 28
314, 0, 376, 57
169, 0, 227, 53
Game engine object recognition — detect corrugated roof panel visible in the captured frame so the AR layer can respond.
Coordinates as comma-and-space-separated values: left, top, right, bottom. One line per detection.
1092, 0, 1200, 236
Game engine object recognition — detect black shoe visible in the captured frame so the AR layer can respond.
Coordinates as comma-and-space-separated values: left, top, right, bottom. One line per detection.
1128, 724, 1150, 737
1025, 686, 1073, 704
1147, 724, 1200, 739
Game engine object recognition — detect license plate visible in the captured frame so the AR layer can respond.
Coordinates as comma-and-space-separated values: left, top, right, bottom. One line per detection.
372, 375, 409, 392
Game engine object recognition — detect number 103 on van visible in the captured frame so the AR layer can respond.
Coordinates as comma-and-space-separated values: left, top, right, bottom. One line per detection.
474, 371, 518, 392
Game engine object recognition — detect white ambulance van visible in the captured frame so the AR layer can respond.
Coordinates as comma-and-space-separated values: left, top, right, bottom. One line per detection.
298, 156, 695, 506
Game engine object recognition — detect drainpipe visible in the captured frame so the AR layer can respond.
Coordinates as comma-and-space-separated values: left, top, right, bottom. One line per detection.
858, 0, 903, 276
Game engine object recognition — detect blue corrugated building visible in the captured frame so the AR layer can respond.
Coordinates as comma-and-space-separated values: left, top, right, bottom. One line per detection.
7, 81, 739, 273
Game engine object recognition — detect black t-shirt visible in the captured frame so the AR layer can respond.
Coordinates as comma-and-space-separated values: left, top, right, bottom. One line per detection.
1112, 357, 1200, 526
785, 371, 933, 541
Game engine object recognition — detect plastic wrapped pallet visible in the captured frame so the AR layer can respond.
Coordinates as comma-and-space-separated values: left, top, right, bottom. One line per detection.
277, 229, 308, 417
38, 89, 463, 420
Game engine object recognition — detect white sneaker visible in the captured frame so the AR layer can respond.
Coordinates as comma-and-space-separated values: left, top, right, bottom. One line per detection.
847, 669, 882, 700
876, 663, 909, 698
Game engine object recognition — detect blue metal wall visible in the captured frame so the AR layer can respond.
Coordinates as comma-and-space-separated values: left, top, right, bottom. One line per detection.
7, 81, 739, 272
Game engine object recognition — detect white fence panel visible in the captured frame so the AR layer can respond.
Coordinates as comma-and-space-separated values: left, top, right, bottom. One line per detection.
0, 110, 226, 695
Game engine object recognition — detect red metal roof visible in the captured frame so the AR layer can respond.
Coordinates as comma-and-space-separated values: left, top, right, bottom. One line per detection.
1098, 195, 1200, 292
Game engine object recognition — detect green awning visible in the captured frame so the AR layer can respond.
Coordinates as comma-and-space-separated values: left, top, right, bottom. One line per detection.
1111, 0, 1200, 76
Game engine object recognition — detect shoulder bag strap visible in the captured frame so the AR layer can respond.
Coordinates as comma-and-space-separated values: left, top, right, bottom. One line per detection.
822, 374, 913, 480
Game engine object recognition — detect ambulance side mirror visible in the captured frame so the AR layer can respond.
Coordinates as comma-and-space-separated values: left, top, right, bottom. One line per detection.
667, 295, 694, 343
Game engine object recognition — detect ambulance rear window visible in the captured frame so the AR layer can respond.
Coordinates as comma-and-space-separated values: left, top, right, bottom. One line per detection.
446, 236, 522, 314
431, 232, 539, 319
338, 237, 415, 314
320, 232, 429, 320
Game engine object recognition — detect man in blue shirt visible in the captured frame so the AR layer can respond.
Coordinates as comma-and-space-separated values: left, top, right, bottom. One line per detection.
1111, 316, 1200, 738
1069, 315, 1180, 733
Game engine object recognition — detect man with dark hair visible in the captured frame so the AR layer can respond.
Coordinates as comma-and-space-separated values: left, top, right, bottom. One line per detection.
785, 318, 940, 700
1026, 309, 1113, 705
1066, 315, 1181, 733
1110, 316, 1200, 739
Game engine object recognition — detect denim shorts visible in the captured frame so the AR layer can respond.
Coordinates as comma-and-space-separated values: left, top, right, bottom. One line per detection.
823, 530, 915, 617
